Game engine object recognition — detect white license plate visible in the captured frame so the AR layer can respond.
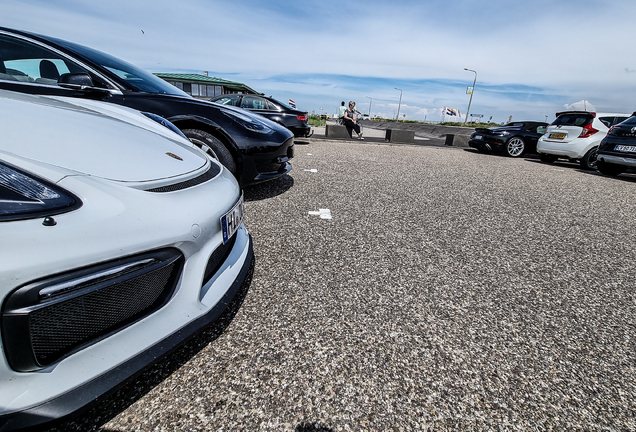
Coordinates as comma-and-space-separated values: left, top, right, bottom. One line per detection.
615, 145, 636, 153
221, 193, 244, 244
474, 135, 483, 140
549, 132, 566, 139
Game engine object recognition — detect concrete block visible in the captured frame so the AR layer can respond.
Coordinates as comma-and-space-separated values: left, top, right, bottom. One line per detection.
444, 134, 470, 147
385, 129, 415, 143
325, 124, 351, 139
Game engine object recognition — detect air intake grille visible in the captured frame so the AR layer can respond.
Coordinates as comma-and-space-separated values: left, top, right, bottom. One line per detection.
202, 234, 236, 287
2, 249, 183, 372
146, 164, 220, 193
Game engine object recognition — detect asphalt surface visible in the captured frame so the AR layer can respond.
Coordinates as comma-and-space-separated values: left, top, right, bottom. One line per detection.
56, 139, 636, 431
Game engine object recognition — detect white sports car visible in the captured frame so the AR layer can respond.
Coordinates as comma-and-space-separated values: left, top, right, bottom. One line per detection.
0, 90, 252, 430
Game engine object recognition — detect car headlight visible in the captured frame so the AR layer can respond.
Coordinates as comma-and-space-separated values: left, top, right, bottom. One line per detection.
221, 109, 274, 134
497, 131, 510, 136
141, 112, 188, 140
0, 161, 81, 222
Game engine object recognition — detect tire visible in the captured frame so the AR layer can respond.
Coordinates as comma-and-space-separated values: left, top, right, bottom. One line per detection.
182, 129, 237, 176
539, 153, 557, 163
597, 159, 625, 176
580, 147, 598, 170
505, 137, 525, 157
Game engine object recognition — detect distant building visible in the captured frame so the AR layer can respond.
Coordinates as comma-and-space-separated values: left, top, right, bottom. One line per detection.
153, 72, 260, 99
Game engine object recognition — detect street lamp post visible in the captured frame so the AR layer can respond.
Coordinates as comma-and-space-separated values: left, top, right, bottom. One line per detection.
463, 68, 477, 125
366, 96, 372, 117
394, 87, 402, 121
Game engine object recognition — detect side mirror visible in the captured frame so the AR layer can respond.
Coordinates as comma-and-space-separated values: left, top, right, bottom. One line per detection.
58, 73, 99, 91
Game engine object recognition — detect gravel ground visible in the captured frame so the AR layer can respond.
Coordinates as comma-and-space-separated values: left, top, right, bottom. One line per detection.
57, 140, 636, 431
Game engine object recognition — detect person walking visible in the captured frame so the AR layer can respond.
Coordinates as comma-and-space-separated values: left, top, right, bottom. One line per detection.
343, 101, 363, 139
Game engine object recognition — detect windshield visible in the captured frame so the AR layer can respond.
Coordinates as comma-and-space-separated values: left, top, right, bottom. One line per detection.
52, 37, 190, 96
270, 97, 295, 111
552, 113, 593, 127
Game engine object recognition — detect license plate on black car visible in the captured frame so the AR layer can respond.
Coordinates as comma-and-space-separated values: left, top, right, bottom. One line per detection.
474, 135, 483, 140
221, 194, 244, 244
615, 145, 636, 153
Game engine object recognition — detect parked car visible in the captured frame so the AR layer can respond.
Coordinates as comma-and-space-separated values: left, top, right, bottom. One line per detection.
468, 121, 549, 157
209, 94, 311, 137
536, 111, 630, 169
0, 90, 253, 430
0, 26, 294, 186
596, 113, 636, 176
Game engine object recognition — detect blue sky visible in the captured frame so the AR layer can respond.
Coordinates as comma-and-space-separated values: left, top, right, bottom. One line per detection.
2, 0, 636, 122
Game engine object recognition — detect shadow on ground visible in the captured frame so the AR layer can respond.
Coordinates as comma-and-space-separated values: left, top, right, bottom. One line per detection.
295, 422, 335, 432
48, 257, 256, 432
244, 173, 294, 201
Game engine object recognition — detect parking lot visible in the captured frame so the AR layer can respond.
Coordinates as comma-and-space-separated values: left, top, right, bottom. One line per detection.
60, 138, 636, 431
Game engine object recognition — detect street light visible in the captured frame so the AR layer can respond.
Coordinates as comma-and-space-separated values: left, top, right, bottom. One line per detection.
366, 96, 372, 117
463, 68, 477, 125
394, 87, 402, 121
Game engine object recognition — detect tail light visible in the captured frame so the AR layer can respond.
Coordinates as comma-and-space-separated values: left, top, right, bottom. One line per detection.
297, 114, 308, 121
578, 123, 598, 138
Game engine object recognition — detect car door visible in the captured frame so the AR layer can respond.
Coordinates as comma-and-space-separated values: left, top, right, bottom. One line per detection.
0, 31, 121, 102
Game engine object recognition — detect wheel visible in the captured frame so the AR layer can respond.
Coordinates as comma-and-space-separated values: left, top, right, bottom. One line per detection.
539, 153, 557, 163
597, 159, 626, 176
182, 129, 237, 176
580, 147, 598, 170
505, 137, 525, 157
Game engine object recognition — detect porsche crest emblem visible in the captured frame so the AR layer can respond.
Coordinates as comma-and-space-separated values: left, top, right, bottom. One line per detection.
166, 152, 183, 161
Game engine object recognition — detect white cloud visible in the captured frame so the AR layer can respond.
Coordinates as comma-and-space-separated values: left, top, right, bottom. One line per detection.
563, 100, 597, 112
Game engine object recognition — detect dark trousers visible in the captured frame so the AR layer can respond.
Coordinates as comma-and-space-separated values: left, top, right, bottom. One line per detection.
343, 119, 360, 137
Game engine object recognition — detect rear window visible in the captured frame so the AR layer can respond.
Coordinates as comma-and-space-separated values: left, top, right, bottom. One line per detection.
552, 114, 593, 127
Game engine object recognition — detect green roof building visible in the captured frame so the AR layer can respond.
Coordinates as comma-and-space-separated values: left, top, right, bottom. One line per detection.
153, 72, 260, 99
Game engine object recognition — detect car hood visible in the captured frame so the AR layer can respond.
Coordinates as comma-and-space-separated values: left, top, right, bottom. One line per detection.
0, 91, 208, 182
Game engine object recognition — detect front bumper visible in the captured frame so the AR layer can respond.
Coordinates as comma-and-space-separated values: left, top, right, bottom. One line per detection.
0, 169, 252, 430
240, 137, 295, 186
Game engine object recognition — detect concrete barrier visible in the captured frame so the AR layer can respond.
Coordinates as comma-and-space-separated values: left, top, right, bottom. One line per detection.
325, 124, 351, 139
385, 129, 415, 143
444, 134, 470, 147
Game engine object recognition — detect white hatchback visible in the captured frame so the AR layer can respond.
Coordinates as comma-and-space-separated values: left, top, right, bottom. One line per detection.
0, 90, 252, 430
536, 111, 631, 169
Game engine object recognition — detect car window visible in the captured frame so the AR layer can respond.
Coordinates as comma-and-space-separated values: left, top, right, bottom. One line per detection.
212, 95, 240, 106
620, 116, 636, 125
599, 116, 614, 128
241, 95, 268, 110
266, 101, 278, 110
0, 34, 89, 85
613, 116, 629, 125
553, 114, 592, 127
536, 126, 547, 134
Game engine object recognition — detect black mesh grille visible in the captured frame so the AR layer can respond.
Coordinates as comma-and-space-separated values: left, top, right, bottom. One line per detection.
146, 164, 220, 193
202, 234, 236, 287
30, 263, 177, 365
2, 249, 184, 371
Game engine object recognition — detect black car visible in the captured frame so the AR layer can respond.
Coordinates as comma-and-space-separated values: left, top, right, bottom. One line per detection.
0, 27, 294, 186
469, 121, 549, 157
210, 94, 311, 138
596, 113, 636, 176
